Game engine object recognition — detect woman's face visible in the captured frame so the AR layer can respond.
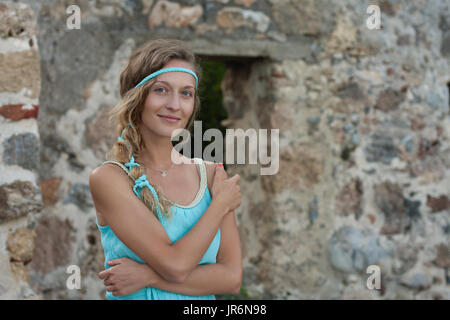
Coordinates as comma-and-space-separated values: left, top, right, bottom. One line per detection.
140, 59, 196, 138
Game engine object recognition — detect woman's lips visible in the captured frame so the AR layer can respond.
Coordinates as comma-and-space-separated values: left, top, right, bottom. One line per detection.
158, 115, 180, 123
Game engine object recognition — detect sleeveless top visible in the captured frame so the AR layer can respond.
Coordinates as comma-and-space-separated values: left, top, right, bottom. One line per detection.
95, 157, 221, 300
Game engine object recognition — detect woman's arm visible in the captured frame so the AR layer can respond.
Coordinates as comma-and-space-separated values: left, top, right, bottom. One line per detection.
151, 208, 242, 295
151, 262, 239, 295
100, 209, 243, 296
100, 258, 237, 297
89, 163, 237, 283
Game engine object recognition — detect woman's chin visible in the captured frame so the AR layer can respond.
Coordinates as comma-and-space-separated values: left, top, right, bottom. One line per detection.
148, 123, 187, 139
161, 129, 183, 139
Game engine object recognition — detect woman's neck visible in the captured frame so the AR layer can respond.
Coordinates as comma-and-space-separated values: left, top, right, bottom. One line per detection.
136, 124, 185, 169
139, 140, 175, 169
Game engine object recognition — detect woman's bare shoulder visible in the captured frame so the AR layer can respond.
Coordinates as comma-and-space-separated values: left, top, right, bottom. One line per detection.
89, 163, 135, 220
90, 162, 125, 178
89, 163, 131, 192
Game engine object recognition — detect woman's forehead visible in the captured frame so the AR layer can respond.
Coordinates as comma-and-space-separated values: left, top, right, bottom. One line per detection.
155, 72, 196, 88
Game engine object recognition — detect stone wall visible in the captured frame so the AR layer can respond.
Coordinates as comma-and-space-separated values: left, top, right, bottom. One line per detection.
0, 1, 42, 299
0, 0, 448, 299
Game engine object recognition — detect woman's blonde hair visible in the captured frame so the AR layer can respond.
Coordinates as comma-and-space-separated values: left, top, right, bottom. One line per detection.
105, 39, 203, 222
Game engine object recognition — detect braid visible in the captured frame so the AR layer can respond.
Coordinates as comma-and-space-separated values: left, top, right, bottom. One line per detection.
114, 122, 174, 223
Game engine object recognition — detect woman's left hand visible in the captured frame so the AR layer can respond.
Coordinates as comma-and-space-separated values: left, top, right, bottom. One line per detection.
98, 257, 160, 297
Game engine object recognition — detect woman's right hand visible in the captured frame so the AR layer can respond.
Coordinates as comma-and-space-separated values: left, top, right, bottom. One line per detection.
211, 164, 241, 215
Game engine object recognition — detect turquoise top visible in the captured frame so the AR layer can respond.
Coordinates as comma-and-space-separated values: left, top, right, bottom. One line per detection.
95, 158, 221, 300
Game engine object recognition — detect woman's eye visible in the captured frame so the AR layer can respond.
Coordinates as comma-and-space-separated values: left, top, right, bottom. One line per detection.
154, 88, 192, 97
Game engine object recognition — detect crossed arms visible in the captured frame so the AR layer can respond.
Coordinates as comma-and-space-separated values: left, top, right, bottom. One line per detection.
90, 161, 243, 297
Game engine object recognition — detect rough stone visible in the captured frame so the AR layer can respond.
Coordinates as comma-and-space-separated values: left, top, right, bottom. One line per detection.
400, 270, 432, 290
433, 243, 450, 268
40, 132, 85, 174
308, 197, 318, 226
39, 133, 71, 177
328, 226, 388, 273
417, 138, 440, 159
64, 184, 94, 211
194, 23, 218, 35
234, 0, 257, 7
89, 0, 136, 17
0, 104, 39, 121
404, 198, 421, 221
6, 227, 36, 263
261, 145, 323, 193
141, 0, 154, 15
30, 215, 75, 274
426, 195, 449, 213
333, 16, 377, 56
0, 50, 41, 98
336, 178, 363, 219
272, 0, 330, 36
374, 182, 410, 235
38, 177, 62, 207
267, 30, 287, 42
0, 181, 42, 223
393, 242, 419, 275
2, 133, 40, 171
148, 1, 203, 28
375, 88, 406, 112
216, 7, 270, 34
379, 0, 400, 16
83, 104, 116, 159
78, 218, 107, 278
410, 115, 426, 131
38, 25, 117, 118
221, 64, 251, 119
336, 82, 366, 102
365, 131, 398, 165
6, 227, 37, 284
0, 282, 7, 296
441, 31, 450, 57
0, 2, 38, 39
9, 261, 30, 283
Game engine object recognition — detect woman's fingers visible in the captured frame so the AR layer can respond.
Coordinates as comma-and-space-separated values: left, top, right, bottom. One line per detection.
104, 277, 112, 286
107, 259, 122, 266
98, 270, 109, 279
106, 285, 115, 292
99, 258, 123, 279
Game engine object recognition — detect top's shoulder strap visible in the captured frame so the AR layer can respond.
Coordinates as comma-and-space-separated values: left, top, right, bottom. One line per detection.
102, 160, 136, 181
193, 157, 207, 189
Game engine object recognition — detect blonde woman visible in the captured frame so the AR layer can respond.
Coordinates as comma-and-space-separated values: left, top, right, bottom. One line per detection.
89, 39, 242, 300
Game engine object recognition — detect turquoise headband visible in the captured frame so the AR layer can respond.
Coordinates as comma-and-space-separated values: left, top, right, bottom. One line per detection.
134, 67, 198, 89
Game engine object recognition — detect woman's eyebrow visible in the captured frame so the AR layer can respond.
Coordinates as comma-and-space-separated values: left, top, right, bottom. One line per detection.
155, 80, 194, 89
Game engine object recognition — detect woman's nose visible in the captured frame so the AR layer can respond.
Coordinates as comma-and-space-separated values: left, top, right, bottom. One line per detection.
166, 93, 181, 110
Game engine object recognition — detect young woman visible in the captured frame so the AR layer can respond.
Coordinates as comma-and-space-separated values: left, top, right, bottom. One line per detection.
88, 39, 242, 300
